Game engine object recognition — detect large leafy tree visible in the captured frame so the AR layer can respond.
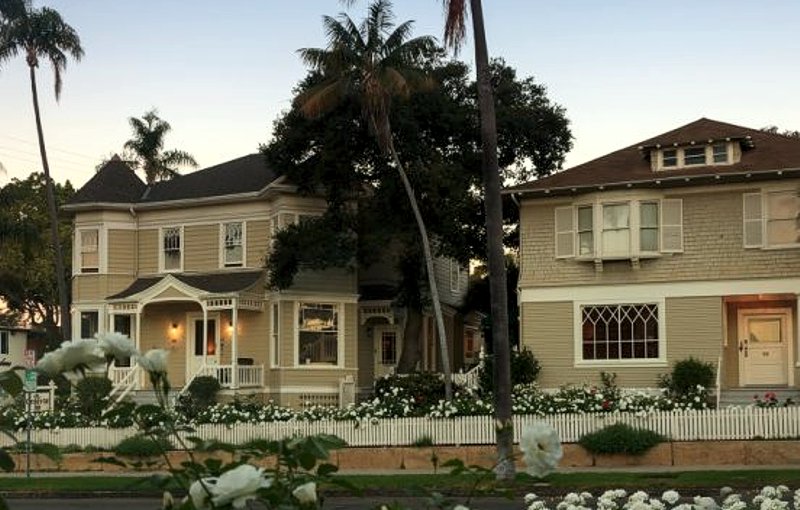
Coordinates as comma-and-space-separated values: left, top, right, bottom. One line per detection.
123, 109, 198, 184
264, 54, 571, 383
0, 0, 83, 341
295, 0, 455, 398
0, 173, 74, 342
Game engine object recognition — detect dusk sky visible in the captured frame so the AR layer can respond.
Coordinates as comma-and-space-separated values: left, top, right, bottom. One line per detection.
1, 1, 799, 188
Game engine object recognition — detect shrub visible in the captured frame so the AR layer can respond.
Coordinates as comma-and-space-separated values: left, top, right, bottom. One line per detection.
478, 349, 540, 395
114, 434, 171, 459
578, 423, 665, 456
373, 372, 445, 410
660, 357, 715, 396
176, 375, 221, 419
74, 376, 112, 419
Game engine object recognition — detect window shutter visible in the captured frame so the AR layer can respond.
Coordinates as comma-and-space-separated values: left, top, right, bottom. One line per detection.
660, 199, 683, 253
554, 206, 575, 258
742, 192, 764, 248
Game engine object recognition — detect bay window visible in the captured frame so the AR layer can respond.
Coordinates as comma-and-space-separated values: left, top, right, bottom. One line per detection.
577, 205, 594, 256
601, 203, 630, 256
297, 302, 339, 366
639, 202, 659, 252
79, 229, 99, 273
80, 310, 99, 339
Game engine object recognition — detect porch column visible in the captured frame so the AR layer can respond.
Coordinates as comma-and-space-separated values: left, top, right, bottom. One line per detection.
231, 300, 239, 390
135, 306, 143, 390
796, 294, 800, 376
202, 304, 208, 369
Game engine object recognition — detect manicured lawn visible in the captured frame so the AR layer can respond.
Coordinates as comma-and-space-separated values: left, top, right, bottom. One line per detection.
2, 470, 800, 494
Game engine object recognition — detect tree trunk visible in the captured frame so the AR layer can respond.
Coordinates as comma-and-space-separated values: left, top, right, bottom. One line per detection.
469, 0, 514, 480
29, 66, 71, 342
396, 305, 422, 373
387, 139, 452, 400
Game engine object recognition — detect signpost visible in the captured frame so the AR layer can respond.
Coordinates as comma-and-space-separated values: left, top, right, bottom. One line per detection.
23, 350, 35, 479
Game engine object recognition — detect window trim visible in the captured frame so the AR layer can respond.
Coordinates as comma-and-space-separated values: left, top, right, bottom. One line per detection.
219, 221, 247, 268
654, 142, 733, 171
159, 226, 184, 273
71, 304, 105, 341
764, 190, 800, 249
449, 260, 462, 294
600, 202, 632, 258
270, 302, 280, 368
572, 298, 667, 368
294, 301, 345, 369
744, 187, 800, 250
73, 225, 107, 275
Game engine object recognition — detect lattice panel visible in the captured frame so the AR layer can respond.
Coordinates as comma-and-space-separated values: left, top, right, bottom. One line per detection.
581, 303, 659, 360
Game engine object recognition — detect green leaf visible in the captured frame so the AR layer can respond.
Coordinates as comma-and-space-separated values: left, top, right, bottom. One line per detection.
316, 462, 338, 477
297, 451, 317, 471
0, 372, 22, 398
0, 448, 15, 472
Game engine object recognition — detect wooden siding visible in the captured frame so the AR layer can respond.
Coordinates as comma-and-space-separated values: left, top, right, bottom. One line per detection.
139, 303, 200, 388
519, 187, 800, 288
107, 229, 136, 274
521, 297, 723, 388
184, 224, 218, 272
247, 220, 270, 269
138, 229, 158, 275
72, 275, 135, 302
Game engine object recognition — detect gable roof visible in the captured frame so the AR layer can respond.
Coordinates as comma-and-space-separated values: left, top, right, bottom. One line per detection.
69, 156, 147, 205
65, 153, 280, 209
107, 270, 264, 300
508, 118, 800, 197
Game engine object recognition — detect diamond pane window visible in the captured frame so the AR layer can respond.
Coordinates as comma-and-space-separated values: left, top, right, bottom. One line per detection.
581, 303, 659, 361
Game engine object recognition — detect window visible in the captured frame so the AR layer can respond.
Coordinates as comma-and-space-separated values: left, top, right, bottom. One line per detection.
577, 205, 594, 256
581, 303, 660, 361
162, 227, 182, 271
222, 222, 244, 267
271, 302, 280, 367
712, 143, 728, 164
380, 330, 398, 365
449, 261, 462, 293
639, 202, 659, 252
297, 303, 339, 366
766, 191, 799, 246
79, 229, 99, 273
80, 311, 99, 339
0, 331, 8, 355
683, 147, 706, 166
662, 149, 678, 168
602, 203, 630, 256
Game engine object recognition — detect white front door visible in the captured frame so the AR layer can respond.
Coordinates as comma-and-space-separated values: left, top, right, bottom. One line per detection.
738, 309, 791, 386
187, 315, 220, 379
374, 325, 401, 378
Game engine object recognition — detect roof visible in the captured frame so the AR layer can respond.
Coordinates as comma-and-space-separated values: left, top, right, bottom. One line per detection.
108, 270, 264, 300
66, 153, 279, 208
508, 118, 800, 196
69, 156, 147, 205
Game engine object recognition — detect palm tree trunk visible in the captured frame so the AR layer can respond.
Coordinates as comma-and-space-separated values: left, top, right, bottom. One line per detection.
469, 0, 514, 480
387, 138, 452, 400
29, 65, 71, 341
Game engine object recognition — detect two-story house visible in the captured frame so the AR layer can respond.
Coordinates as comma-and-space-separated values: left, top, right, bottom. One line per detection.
509, 119, 800, 395
63, 154, 474, 406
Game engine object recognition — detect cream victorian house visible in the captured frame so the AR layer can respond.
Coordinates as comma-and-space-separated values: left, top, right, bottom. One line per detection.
509, 119, 800, 401
64, 154, 476, 407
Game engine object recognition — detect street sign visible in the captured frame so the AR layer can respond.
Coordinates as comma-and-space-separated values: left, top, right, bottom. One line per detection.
23, 350, 36, 369
23, 369, 37, 392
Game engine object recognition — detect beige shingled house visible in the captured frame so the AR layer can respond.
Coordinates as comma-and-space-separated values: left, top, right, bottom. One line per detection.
509, 119, 800, 400
63, 154, 478, 407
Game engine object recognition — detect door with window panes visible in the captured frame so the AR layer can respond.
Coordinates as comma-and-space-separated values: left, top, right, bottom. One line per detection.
187, 316, 219, 378
373, 325, 401, 377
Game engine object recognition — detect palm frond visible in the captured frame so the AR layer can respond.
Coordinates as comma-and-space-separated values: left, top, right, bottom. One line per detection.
295, 78, 349, 119
160, 149, 197, 169
442, 0, 467, 51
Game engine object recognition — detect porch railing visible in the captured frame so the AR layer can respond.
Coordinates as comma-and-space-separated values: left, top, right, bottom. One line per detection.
108, 364, 142, 408
199, 364, 264, 389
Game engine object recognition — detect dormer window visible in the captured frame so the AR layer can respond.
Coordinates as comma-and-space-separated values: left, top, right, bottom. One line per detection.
654, 141, 736, 171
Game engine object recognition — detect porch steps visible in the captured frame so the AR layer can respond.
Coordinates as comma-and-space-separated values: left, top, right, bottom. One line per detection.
718, 388, 800, 407
125, 390, 161, 406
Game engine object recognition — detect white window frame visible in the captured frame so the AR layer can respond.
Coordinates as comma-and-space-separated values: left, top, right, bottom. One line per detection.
600, 202, 632, 258
764, 190, 800, 249
73, 225, 107, 275
72, 304, 106, 341
639, 201, 660, 254
744, 187, 800, 250
220, 221, 246, 268
159, 226, 184, 273
294, 301, 345, 369
573, 298, 667, 367
576, 205, 594, 257
449, 260, 462, 294
654, 142, 734, 171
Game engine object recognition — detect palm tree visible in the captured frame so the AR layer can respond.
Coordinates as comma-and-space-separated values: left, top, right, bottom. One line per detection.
124, 109, 197, 184
442, 0, 514, 479
298, 0, 453, 398
0, 0, 83, 341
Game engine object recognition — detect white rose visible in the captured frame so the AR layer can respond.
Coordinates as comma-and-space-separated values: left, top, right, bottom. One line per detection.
518, 422, 563, 478
97, 332, 139, 362
211, 464, 271, 508
35, 351, 63, 377
189, 478, 216, 510
58, 339, 105, 372
138, 349, 169, 374
293, 481, 317, 504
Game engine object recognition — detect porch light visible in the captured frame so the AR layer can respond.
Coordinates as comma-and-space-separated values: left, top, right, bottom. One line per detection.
168, 322, 181, 346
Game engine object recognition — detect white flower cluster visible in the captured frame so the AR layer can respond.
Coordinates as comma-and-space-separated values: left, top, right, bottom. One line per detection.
522, 487, 800, 510
187, 464, 273, 509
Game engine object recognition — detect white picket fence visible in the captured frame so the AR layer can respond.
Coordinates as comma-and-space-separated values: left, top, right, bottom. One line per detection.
6, 407, 800, 450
